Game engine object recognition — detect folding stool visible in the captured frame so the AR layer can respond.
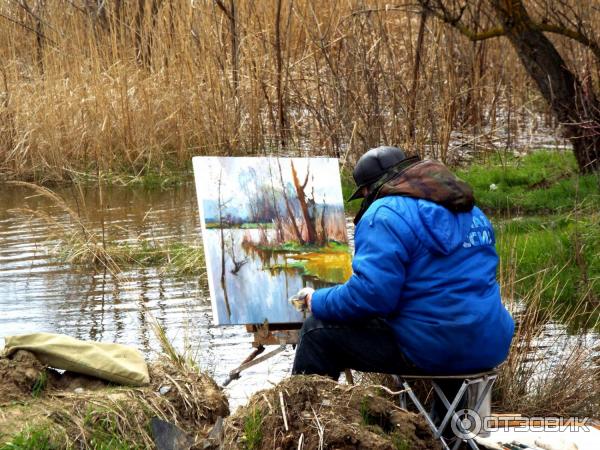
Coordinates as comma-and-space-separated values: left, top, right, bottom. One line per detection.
397, 370, 498, 450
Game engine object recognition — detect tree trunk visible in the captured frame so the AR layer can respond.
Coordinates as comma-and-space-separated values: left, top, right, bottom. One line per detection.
408, 10, 427, 142
217, 170, 231, 319
276, 159, 304, 244
291, 161, 318, 244
319, 202, 327, 246
275, 0, 287, 148
491, 0, 600, 173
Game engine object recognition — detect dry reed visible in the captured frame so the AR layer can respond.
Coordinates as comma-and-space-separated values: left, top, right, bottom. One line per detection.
6, 180, 123, 274
0, 0, 586, 182
494, 240, 600, 417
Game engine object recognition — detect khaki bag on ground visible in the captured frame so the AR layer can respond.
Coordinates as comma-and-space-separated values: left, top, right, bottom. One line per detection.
3, 333, 149, 387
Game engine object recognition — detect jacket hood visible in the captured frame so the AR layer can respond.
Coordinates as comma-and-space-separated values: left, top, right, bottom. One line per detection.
381, 160, 475, 254
354, 159, 475, 229
409, 199, 474, 255
360, 160, 476, 254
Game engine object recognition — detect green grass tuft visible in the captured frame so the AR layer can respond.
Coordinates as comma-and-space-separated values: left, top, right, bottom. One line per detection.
0, 427, 58, 450
70, 165, 191, 189
391, 433, 412, 450
359, 397, 373, 426
31, 371, 48, 398
83, 406, 143, 450
242, 406, 264, 450
495, 212, 600, 321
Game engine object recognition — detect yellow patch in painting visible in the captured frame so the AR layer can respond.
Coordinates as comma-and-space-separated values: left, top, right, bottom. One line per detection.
290, 251, 352, 284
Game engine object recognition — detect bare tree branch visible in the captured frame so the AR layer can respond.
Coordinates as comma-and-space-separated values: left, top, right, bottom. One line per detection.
214, 0, 234, 22
418, 0, 506, 41
532, 21, 600, 62
0, 11, 57, 47
453, 24, 506, 41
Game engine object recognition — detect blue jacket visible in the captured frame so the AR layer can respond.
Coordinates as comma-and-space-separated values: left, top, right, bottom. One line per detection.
311, 196, 514, 373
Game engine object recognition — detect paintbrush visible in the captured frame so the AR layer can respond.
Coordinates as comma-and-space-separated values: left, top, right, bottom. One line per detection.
289, 287, 314, 313
289, 294, 309, 312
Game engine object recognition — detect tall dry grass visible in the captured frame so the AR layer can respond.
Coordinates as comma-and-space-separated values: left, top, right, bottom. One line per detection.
7, 181, 208, 282
7, 180, 123, 273
0, 0, 586, 183
494, 234, 600, 417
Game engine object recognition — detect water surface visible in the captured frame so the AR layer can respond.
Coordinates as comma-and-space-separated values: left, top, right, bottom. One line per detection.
0, 182, 291, 406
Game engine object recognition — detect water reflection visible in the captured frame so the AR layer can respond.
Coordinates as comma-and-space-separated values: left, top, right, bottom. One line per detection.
204, 228, 342, 324
0, 184, 207, 352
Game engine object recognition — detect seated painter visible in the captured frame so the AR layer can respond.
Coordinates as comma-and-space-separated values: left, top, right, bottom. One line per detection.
291, 146, 514, 378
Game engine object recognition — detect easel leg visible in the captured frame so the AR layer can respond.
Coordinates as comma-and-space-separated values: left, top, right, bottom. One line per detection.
344, 369, 354, 384
222, 345, 265, 386
222, 325, 300, 387
223, 345, 288, 386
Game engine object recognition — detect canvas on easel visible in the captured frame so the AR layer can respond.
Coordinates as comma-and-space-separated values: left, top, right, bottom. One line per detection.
192, 157, 351, 326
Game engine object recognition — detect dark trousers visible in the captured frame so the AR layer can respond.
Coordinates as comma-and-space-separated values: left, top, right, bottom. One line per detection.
292, 315, 414, 378
292, 315, 466, 433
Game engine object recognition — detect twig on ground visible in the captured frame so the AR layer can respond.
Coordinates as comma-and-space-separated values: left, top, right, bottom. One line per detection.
279, 391, 289, 432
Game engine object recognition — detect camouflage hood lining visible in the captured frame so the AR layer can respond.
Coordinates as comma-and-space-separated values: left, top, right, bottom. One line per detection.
354, 160, 475, 224
377, 160, 475, 211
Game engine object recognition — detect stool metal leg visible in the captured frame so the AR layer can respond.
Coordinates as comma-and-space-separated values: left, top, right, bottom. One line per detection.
400, 376, 505, 450
431, 380, 470, 439
401, 381, 452, 450
432, 381, 481, 449
399, 391, 407, 410
393, 375, 408, 409
472, 375, 497, 413
451, 437, 463, 450
401, 382, 440, 432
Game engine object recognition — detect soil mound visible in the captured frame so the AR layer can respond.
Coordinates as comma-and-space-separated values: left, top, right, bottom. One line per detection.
0, 353, 228, 448
0, 350, 46, 403
223, 375, 439, 450
148, 358, 229, 427
0, 349, 116, 405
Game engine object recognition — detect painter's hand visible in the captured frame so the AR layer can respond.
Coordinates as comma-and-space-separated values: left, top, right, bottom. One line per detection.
289, 287, 315, 313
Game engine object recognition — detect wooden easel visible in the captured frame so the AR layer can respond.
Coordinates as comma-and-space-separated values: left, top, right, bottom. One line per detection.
222, 321, 302, 386
222, 321, 354, 386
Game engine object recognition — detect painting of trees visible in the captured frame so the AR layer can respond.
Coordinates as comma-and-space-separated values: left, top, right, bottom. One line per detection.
216, 168, 232, 319
193, 156, 350, 325
290, 161, 318, 244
